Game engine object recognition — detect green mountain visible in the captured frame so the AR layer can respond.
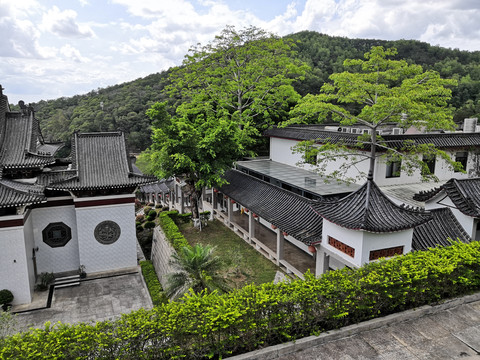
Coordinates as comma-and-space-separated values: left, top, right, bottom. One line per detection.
23, 31, 480, 153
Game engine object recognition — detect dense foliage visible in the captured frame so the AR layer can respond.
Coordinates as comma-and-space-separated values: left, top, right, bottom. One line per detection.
139, 260, 167, 306
2, 241, 480, 359
287, 46, 459, 182
24, 31, 480, 155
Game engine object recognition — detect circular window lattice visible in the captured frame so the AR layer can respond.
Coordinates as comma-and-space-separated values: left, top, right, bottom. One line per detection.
94, 220, 121, 245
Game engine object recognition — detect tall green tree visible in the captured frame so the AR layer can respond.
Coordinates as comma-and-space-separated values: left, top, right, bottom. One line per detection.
167, 25, 309, 150
285, 46, 459, 182
145, 108, 254, 219
165, 244, 231, 300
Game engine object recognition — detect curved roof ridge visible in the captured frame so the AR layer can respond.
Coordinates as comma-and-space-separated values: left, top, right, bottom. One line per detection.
311, 179, 431, 233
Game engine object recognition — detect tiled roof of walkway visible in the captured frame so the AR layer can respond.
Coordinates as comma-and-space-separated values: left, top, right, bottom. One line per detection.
219, 170, 323, 245
415, 178, 480, 217
412, 207, 471, 251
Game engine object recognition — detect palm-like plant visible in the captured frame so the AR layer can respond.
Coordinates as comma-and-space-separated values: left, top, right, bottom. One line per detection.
165, 244, 231, 300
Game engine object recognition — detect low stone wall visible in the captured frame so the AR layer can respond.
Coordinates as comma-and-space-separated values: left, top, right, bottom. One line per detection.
150, 226, 177, 289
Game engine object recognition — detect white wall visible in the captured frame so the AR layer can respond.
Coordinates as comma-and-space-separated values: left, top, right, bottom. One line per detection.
0, 216, 32, 305
23, 211, 36, 300
32, 203, 80, 274
271, 137, 476, 186
322, 220, 413, 268
362, 230, 412, 265
75, 197, 137, 274
322, 221, 362, 267
425, 195, 474, 238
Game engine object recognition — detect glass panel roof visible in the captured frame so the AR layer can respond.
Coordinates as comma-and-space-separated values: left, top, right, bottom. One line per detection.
236, 160, 360, 196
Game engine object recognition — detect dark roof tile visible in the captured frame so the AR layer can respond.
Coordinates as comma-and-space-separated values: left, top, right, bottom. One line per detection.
219, 170, 323, 245
311, 180, 432, 232
412, 207, 471, 250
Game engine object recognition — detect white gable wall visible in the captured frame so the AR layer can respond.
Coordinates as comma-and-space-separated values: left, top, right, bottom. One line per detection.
23, 211, 36, 300
0, 216, 32, 305
32, 203, 80, 274
425, 195, 476, 239
322, 221, 362, 268
76, 196, 137, 274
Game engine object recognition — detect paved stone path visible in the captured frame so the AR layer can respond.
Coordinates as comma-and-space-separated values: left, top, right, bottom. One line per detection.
14, 271, 152, 332
230, 293, 480, 360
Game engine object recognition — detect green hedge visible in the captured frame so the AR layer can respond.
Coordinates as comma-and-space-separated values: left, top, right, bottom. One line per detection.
3, 241, 480, 359
140, 260, 167, 307
158, 211, 190, 252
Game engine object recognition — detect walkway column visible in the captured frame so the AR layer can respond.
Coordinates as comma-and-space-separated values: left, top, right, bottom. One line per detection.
180, 191, 185, 214
315, 248, 330, 277
212, 191, 218, 218
276, 230, 284, 265
248, 211, 255, 242
227, 197, 233, 224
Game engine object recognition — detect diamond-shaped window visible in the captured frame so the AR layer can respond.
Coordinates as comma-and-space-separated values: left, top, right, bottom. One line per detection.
42, 222, 72, 248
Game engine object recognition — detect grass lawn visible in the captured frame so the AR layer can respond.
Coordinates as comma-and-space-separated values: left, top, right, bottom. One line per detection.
177, 219, 278, 289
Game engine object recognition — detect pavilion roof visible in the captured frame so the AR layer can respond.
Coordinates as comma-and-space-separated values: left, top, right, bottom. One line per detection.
414, 178, 480, 217
219, 170, 323, 245
48, 132, 156, 191
412, 207, 470, 251
311, 179, 432, 233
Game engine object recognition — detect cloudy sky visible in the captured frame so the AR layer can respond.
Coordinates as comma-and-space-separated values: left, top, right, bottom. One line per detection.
2, 0, 480, 104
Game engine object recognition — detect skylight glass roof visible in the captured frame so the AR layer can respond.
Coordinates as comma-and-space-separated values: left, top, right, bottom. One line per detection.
236, 159, 360, 197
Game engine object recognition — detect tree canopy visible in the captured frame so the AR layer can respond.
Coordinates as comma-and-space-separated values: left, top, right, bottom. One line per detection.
285, 46, 459, 182
167, 25, 309, 153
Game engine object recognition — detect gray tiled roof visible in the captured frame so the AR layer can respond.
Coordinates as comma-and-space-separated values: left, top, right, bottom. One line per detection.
140, 180, 170, 194
415, 178, 480, 217
0, 179, 46, 208
265, 125, 480, 150
412, 207, 471, 251
48, 132, 156, 190
219, 170, 323, 245
311, 180, 432, 232
0, 112, 60, 168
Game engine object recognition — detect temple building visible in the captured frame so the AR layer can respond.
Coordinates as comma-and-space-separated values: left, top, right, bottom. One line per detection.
0, 87, 154, 305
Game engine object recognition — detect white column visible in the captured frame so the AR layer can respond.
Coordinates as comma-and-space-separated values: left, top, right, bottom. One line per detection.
248, 211, 255, 242
227, 198, 233, 224
276, 230, 284, 265
315, 248, 330, 277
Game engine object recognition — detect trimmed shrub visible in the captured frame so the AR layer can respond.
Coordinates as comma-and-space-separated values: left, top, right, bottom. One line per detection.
136, 225, 144, 232
135, 214, 145, 223
3, 241, 480, 359
143, 206, 152, 215
0, 290, 13, 305
158, 211, 189, 251
140, 260, 167, 306
148, 210, 157, 218
144, 221, 156, 229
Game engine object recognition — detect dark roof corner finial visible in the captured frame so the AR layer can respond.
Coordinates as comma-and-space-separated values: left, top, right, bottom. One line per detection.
0, 85, 3, 96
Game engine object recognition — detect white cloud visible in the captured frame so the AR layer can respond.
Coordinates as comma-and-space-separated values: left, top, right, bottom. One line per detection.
41, 6, 95, 38
59, 44, 89, 63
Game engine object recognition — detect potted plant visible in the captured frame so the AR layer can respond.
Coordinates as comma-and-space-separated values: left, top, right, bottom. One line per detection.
78, 265, 86, 278
0, 289, 14, 311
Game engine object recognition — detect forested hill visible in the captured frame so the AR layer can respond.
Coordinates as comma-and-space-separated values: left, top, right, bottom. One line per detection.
22, 31, 480, 153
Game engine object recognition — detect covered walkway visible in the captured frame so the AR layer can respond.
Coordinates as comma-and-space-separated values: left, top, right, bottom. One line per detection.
215, 209, 316, 278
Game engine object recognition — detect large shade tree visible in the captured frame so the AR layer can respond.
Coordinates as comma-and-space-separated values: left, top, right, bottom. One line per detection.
285, 46, 460, 182
142, 26, 309, 218
167, 25, 309, 151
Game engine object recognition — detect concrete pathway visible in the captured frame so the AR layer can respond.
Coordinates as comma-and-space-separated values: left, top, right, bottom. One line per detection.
14, 270, 152, 332
229, 292, 480, 360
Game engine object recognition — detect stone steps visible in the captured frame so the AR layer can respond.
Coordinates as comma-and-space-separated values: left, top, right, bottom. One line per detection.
54, 275, 81, 288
